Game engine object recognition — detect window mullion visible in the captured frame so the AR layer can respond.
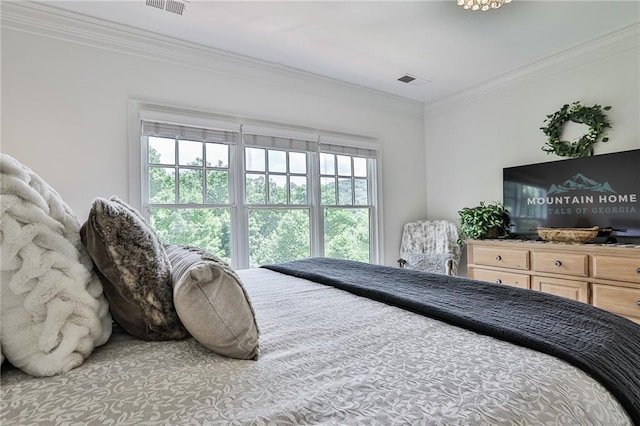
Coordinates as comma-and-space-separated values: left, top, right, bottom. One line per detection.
285, 152, 290, 204
141, 135, 150, 216
174, 138, 179, 204
351, 157, 356, 205
368, 158, 379, 263
309, 151, 323, 257
233, 129, 249, 269
201, 143, 207, 205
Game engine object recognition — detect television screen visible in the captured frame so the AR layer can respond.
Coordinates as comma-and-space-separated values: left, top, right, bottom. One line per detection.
503, 149, 640, 240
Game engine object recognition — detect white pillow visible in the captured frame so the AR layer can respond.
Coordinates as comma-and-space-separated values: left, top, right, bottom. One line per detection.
0, 154, 112, 376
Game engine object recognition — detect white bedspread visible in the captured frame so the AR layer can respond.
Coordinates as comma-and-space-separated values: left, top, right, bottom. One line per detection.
1, 268, 631, 425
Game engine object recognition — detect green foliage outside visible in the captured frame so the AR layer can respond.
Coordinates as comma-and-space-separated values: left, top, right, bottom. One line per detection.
248, 209, 310, 267
324, 208, 370, 263
147, 145, 371, 266
151, 207, 232, 262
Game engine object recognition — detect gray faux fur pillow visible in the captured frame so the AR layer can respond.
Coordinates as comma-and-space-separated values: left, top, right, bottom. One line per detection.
80, 197, 188, 341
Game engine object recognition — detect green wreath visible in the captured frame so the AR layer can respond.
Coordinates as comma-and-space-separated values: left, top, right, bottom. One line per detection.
540, 101, 611, 158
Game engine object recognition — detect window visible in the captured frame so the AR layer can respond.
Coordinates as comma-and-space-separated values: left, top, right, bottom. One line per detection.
139, 109, 379, 269
320, 153, 371, 262
243, 144, 311, 267
143, 123, 237, 264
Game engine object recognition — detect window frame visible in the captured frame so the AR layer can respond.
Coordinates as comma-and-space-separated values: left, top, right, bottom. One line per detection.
129, 101, 381, 269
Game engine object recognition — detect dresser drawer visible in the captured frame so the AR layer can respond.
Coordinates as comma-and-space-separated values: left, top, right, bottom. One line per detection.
592, 255, 640, 284
472, 247, 529, 270
467, 240, 640, 320
532, 276, 589, 303
470, 268, 530, 289
531, 251, 588, 277
592, 283, 640, 323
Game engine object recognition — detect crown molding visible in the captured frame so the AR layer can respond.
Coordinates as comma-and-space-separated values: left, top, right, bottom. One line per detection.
426, 22, 640, 113
1, 1, 425, 117
5, 2, 636, 119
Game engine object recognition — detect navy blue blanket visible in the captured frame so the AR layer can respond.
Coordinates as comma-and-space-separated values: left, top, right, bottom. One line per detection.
262, 257, 640, 425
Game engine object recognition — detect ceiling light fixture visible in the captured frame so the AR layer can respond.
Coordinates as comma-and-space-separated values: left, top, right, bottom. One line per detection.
456, 0, 511, 12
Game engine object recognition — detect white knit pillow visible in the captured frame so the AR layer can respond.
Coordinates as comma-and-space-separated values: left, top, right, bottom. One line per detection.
0, 154, 112, 376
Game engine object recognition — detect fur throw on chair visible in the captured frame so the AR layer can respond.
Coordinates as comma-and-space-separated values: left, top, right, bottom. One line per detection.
0, 154, 112, 376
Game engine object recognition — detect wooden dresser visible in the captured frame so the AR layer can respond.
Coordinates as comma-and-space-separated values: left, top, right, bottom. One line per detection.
466, 239, 640, 323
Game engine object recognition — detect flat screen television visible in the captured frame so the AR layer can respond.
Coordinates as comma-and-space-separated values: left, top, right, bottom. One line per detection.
503, 149, 640, 242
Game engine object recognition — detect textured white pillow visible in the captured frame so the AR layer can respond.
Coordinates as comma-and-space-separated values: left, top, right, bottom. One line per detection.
0, 154, 112, 376
166, 245, 260, 360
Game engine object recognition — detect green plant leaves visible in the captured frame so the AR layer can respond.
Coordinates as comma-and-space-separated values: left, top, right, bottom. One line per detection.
457, 201, 511, 244
540, 101, 612, 158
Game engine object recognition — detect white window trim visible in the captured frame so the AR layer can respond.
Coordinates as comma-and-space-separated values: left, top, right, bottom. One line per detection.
231, 132, 246, 267
128, 99, 383, 267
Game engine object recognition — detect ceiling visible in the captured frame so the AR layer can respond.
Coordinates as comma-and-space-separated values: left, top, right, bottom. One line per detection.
41, 1, 640, 103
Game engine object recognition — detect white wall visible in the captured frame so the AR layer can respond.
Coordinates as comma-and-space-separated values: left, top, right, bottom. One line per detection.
0, 4, 426, 267
4, 5, 637, 271
425, 24, 640, 272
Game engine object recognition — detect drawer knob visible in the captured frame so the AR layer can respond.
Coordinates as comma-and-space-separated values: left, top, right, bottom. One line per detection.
496, 279, 502, 284
636, 267, 640, 274
637, 301, 640, 307
496, 255, 502, 261
555, 260, 562, 267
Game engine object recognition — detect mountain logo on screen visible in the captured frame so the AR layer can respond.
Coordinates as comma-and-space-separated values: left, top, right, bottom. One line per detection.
548, 173, 616, 194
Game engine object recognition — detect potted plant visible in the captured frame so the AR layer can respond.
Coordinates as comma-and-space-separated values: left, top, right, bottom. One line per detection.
458, 201, 511, 244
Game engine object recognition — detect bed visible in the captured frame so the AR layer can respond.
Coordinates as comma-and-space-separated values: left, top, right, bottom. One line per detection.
2, 257, 640, 425
2, 153, 639, 425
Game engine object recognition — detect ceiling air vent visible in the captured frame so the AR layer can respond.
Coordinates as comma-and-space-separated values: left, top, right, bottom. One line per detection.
145, 0, 189, 15
397, 74, 431, 86
146, 0, 164, 10
165, 0, 188, 15
397, 75, 416, 83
